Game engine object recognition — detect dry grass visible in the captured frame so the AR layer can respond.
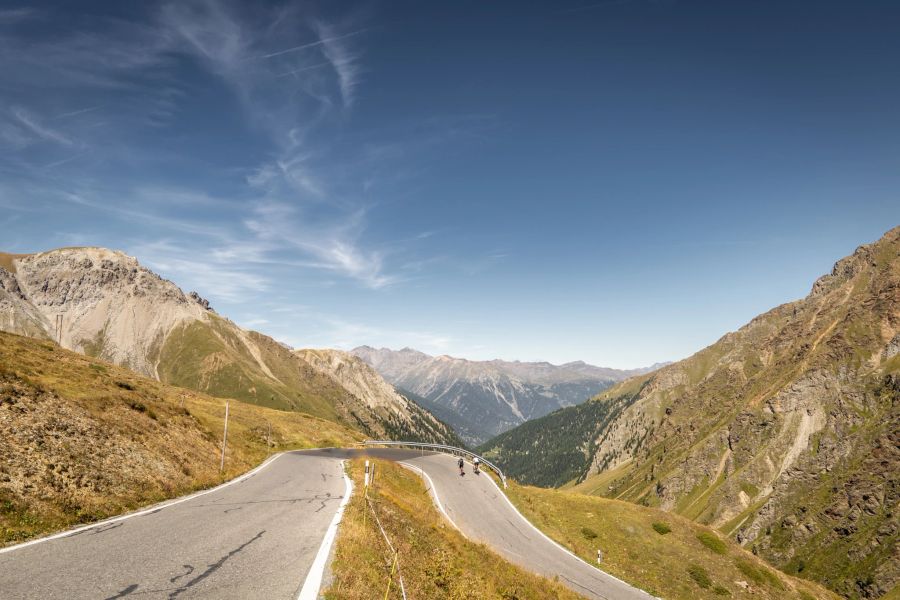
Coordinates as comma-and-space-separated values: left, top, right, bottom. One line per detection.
0, 331, 361, 545
0, 252, 30, 273
325, 459, 583, 600
504, 482, 837, 600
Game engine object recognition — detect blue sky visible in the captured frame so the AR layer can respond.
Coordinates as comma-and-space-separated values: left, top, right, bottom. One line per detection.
1, 1, 898, 368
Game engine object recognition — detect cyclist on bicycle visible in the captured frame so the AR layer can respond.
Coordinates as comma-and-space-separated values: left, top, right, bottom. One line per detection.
473, 456, 481, 474
458, 457, 465, 476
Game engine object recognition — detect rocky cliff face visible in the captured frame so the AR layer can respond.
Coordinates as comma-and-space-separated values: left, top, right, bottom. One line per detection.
351, 346, 658, 445
491, 227, 899, 599
0, 248, 458, 445
0, 248, 208, 376
295, 349, 465, 446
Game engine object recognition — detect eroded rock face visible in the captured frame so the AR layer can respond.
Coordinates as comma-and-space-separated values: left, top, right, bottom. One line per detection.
188, 291, 213, 312
2, 248, 207, 378
295, 348, 463, 445
574, 226, 900, 598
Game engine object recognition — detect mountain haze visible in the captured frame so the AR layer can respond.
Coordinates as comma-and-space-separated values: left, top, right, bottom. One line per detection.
352, 345, 663, 445
0, 248, 457, 445
480, 226, 900, 598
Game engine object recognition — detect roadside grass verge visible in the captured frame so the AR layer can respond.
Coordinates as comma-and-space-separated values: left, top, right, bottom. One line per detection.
0, 331, 361, 545
503, 481, 837, 600
324, 459, 583, 599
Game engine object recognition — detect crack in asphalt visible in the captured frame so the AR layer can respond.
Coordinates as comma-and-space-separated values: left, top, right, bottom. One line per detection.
65, 521, 124, 538
169, 564, 195, 584
104, 583, 138, 599
313, 492, 336, 513
168, 530, 265, 599
188, 495, 332, 509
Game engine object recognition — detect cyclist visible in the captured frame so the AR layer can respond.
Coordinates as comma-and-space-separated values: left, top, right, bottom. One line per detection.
473, 456, 481, 474
458, 457, 465, 476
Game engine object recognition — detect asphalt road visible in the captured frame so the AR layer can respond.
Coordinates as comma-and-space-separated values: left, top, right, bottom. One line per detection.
0, 453, 348, 600
1, 448, 654, 600
301, 448, 655, 600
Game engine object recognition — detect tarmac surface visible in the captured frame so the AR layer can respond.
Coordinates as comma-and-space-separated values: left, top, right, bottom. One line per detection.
0, 453, 347, 600
0, 447, 654, 600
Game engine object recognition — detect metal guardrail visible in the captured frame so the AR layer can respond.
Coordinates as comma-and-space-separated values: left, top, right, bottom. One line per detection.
363, 440, 507, 488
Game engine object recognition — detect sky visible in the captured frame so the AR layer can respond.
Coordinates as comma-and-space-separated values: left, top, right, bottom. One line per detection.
1, 1, 898, 369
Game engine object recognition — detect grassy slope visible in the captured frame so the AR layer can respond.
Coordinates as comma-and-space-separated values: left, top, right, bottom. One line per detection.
325, 459, 583, 600
505, 482, 837, 600
155, 317, 348, 420
0, 331, 361, 545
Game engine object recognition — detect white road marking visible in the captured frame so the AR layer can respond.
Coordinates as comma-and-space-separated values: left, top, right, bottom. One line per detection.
0, 453, 285, 555
398, 461, 468, 540
481, 473, 659, 599
297, 459, 353, 600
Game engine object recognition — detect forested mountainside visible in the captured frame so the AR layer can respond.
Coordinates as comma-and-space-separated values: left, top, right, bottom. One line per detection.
0, 248, 457, 444
481, 226, 900, 599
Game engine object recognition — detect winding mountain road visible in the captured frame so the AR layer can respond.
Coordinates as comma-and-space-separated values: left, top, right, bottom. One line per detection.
0, 453, 350, 600
1, 448, 653, 600
306, 448, 655, 600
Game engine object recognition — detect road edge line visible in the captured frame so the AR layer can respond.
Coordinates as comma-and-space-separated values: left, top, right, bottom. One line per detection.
297, 458, 353, 600
0, 452, 285, 555
398, 461, 468, 540
483, 474, 659, 599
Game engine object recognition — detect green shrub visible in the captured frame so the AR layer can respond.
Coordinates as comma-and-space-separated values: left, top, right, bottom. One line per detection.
735, 559, 784, 590
713, 585, 731, 596
687, 564, 712, 589
652, 522, 671, 535
581, 527, 598, 540
697, 531, 728, 555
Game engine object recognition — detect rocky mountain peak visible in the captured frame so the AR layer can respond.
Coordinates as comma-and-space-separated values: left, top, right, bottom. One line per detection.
0, 246, 461, 447
482, 225, 900, 599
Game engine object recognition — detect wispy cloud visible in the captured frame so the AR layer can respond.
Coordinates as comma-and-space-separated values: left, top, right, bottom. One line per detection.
314, 21, 362, 107
42, 152, 87, 169
0, 8, 37, 24
262, 27, 367, 59
138, 252, 270, 302
11, 107, 74, 146
244, 200, 396, 289
0, 1, 446, 296
62, 191, 232, 239
53, 105, 103, 120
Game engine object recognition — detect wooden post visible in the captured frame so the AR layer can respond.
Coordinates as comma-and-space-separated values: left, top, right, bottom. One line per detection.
220, 401, 229, 472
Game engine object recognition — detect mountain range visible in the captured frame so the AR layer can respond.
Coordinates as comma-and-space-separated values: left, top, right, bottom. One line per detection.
480, 226, 900, 598
351, 345, 665, 445
0, 248, 459, 446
